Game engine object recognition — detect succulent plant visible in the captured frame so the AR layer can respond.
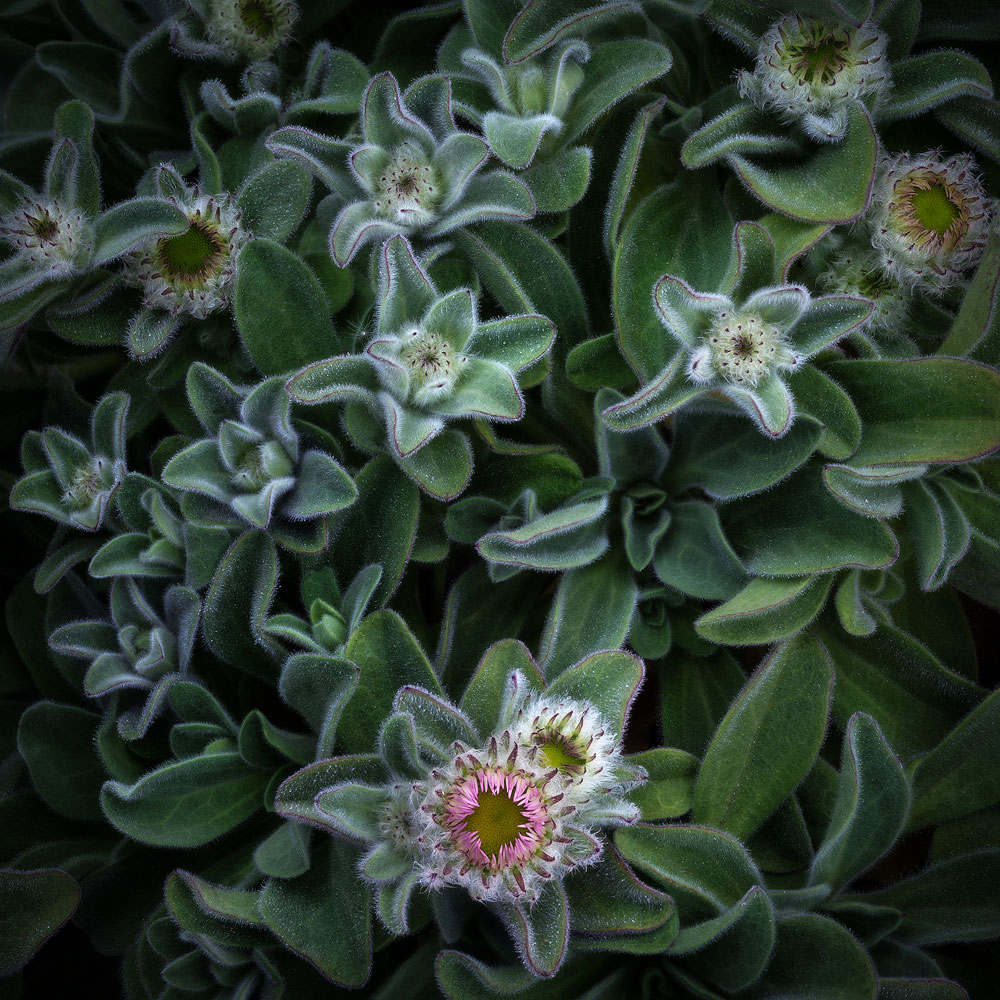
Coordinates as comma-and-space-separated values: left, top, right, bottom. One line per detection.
276, 646, 647, 975
287, 235, 553, 499
10, 392, 129, 532
3, 1, 1000, 998
602, 225, 872, 438
162, 362, 357, 552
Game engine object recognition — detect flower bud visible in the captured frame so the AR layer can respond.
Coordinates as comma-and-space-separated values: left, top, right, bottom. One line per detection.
869, 151, 992, 293
0, 198, 91, 276
124, 186, 248, 319
205, 0, 298, 62
740, 14, 890, 124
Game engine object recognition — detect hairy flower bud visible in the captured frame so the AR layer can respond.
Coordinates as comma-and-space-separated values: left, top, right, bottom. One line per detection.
820, 247, 912, 337
372, 143, 441, 226
0, 198, 90, 276
869, 151, 991, 293
740, 14, 890, 139
205, 0, 298, 62
124, 186, 247, 319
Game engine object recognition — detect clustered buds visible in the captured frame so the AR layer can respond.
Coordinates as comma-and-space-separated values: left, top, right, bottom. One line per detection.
740, 14, 890, 140
390, 679, 641, 905
124, 184, 247, 319
819, 247, 912, 337
0, 197, 91, 276
10, 393, 129, 532
868, 151, 991, 293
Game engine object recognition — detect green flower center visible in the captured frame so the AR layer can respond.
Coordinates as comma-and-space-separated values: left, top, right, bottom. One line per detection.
155, 220, 227, 289
892, 168, 974, 253
793, 36, 847, 86
780, 20, 851, 87
538, 736, 584, 771
910, 184, 961, 236
232, 442, 293, 492
466, 790, 529, 857
29, 210, 59, 243
238, 0, 280, 36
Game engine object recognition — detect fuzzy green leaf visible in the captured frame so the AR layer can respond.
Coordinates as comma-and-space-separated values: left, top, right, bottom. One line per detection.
236, 160, 311, 243
881, 51, 993, 122
810, 713, 911, 892
259, 840, 372, 987
101, 752, 270, 847
234, 239, 334, 375
908, 688, 1000, 829
695, 574, 833, 645
692, 634, 832, 839
91, 198, 188, 266
828, 358, 1000, 465
339, 610, 442, 754
0, 869, 80, 977
729, 103, 877, 224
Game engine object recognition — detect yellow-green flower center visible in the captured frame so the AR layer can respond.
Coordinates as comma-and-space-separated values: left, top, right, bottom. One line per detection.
538, 736, 585, 771
155, 220, 227, 289
910, 184, 961, 236
779, 20, 852, 87
465, 790, 529, 858
793, 36, 847, 86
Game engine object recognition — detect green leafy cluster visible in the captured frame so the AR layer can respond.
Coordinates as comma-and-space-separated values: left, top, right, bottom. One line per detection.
2, 1, 1000, 999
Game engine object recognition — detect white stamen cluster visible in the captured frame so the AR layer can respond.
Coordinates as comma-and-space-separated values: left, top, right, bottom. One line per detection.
690, 311, 797, 388
0, 198, 90, 276
373, 143, 441, 226
123, 186, 248, 319
62, 457, 113, 510
398, 328, 466, 403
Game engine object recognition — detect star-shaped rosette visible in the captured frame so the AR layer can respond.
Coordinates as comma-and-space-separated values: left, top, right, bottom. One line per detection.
287, 236, 554, 500
270, 72, 535, 266
10, 392, 129, 532
603, 224, 873, 438
161, 363, 357, 553
274, 644, 649, 977
48, 577, 199, 741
